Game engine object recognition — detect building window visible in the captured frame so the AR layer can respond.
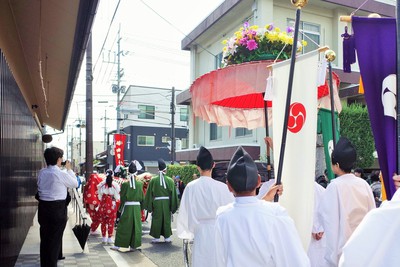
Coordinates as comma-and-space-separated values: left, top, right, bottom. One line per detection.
210, 123, 222, 141
235, 128, 252, 137
137, 135, 155, 146
215, 52, 223, 69
287, 19, 320, 54
162, 136, 171, 143
138, 105, 155, 119
181, 138, 188, 149
180, 107, 188, 122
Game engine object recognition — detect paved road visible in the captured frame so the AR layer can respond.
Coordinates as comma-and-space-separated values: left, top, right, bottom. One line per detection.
16, 207, 190, 267
139, 212, 188, 267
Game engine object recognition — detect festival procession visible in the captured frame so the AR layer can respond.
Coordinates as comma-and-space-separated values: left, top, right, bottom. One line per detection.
3, 0, 400, 267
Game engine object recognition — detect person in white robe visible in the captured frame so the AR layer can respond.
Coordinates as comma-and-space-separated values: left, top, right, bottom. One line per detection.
215, 146, 308, 267
176, 146, 235, 267
339, 188, 400, 267
307, 182, 327, 267
318, 137, 375, 267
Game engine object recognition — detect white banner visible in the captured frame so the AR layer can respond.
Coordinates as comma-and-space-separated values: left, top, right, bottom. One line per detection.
272, 50, 321, 250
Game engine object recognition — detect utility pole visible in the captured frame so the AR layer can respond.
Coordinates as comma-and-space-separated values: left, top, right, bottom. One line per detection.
86, 34, 94, 178
116, 25, 122, 134
170, 87, 176, 164
66, 125, 69, 159
104, 109, 107, 151
70, 127, 74, 169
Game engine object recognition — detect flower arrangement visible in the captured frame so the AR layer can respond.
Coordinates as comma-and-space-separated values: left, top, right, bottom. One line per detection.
222, 22, 307, 67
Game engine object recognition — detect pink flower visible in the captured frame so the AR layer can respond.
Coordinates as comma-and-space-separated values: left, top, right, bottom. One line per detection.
246, 39, 258, 51
239, 37, 248, 46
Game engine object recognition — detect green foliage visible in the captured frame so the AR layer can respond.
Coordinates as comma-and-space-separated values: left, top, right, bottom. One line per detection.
166, 164, 200, 185
339, 104, 375, 169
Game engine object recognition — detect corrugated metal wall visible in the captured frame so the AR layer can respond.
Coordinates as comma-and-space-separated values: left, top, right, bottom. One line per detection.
0, 49, 43, 266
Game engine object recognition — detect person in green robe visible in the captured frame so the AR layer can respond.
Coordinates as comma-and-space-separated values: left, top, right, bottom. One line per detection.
111, 161, 144, 252
144, 158, 179, 243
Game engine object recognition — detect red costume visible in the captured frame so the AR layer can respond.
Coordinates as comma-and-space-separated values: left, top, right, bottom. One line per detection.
97, 180, 120, 239
137, 172, 152, 222
83, 173, 103, 232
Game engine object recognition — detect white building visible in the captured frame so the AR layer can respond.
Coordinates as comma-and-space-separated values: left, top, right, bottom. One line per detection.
108, 85, 189, 171
176, 0, 394, 162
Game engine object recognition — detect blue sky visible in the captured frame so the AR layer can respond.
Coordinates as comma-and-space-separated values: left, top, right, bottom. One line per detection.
51, 0, 224, 148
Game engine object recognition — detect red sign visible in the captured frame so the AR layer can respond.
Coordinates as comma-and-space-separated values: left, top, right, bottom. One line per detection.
114, 134, 127, 166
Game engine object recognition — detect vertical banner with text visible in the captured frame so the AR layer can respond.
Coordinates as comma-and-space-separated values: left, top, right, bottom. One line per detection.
114, 134, 127, 166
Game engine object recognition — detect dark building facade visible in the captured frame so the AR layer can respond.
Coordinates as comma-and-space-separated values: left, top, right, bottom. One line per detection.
0, 50, 43, 266
124, 125, 188, 163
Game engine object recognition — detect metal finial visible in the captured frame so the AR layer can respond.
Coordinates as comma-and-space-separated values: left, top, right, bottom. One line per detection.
291, 0, 308, 8
325, 50, 336, 62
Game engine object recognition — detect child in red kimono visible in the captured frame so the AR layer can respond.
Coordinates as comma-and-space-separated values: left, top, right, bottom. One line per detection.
97, 170, 120, 245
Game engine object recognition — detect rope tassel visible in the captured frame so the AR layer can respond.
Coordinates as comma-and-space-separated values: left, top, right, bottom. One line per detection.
341, 26, 356, 73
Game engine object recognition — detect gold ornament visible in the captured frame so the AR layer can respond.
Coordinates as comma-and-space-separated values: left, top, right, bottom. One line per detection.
291, 0, 308, 8
368, 13, 381, 18
325, 50, 336, 62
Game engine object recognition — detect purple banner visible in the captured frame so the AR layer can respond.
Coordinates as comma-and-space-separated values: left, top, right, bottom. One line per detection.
353, 17, 397, 199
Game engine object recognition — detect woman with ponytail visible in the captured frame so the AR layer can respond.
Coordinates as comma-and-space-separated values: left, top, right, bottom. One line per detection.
97, 169, 120, 245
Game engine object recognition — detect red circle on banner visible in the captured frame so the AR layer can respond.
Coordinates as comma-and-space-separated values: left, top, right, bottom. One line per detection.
288, 102, 306, 133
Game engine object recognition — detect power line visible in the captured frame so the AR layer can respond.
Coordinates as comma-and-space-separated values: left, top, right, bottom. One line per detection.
93, 0, 122, 72
140, 0, 216, 58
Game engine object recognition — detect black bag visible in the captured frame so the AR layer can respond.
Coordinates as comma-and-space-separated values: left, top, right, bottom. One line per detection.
66, 192, 72, 206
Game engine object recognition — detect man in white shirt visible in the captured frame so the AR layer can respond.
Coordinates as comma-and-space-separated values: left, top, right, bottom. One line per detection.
37, 147, 78, 267
214, 146, 308, 267
177, 146, 234, 267
318, 137, 375, 267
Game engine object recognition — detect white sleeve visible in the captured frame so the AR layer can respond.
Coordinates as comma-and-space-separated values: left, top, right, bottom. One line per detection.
318, 183, 341, 267
176, 185, 194, 240
113, 183, 121, 200
62, 169, 79, 188
214, 217, 226, 267
269, 212, 310, 267
97, 183, 104, 200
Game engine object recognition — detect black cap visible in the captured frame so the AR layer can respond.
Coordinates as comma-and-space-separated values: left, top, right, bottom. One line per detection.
196, 146, 214, 170
158, 158, 166, 171
331, 137, 357, 170
227, 146, 258, 192
137, 160, 146, 174
128, 161, 137, 174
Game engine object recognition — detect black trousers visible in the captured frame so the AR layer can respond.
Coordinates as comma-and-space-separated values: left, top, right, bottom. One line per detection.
38, 200, 67, 267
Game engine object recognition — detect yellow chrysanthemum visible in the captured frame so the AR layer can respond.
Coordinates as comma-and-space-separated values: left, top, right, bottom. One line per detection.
249, 25, 259, 30
274, 27, 281, 33
302, 40, 308, 46
223, 46, 228, 52
278, 32, 287, 42
222, 39, 228, 45
267, 32, 279, 42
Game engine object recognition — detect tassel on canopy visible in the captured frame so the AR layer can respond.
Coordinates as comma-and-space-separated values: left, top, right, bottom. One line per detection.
341, 26, 356, 73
